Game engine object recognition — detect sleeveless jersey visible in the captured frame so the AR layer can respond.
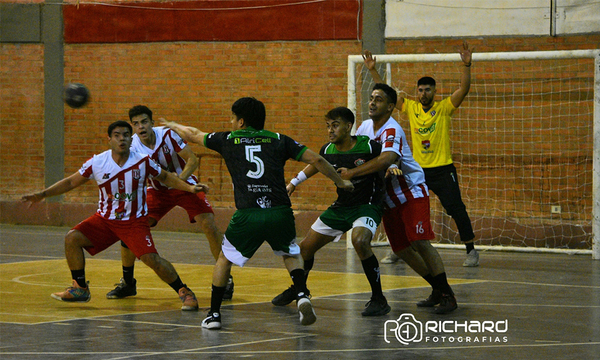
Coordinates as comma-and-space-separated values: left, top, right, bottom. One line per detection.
130, 126, 198, 190
204, 128, 307, 210
320, 135, 383, 208
79, 150, 161, 220
356, 117, 429, 208
401, 97, 456, 168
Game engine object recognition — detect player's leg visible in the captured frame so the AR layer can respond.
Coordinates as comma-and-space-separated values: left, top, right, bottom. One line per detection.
349, 210, 390, 317
106, 240, 138, 299
283, 254, 316, 326
425, 165, 478, 266
272, 227, 335, 306
53, 215, 116, 302
202, 209, 264, 329
121, 218, 198, 311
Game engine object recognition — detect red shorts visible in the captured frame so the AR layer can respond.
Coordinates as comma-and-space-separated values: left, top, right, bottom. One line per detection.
382, 196, 435, 252
147, 188, 214, 225
73, 213, 158, 258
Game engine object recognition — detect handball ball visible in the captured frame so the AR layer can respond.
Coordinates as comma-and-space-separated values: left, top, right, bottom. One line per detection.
64, 83, 89, 108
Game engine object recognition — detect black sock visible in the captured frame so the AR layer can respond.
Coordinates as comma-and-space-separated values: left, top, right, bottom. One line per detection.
290, 268, 308, 297
71, 269, 87, 288
423, 274, 435, 288
168, 277, 186, 293
361, 255, 383, 299
433, 272, 453, 295
303, 257, 314, 278
123, 266, 134, 284
211, 284, 226, 313
465, 242, 475, 254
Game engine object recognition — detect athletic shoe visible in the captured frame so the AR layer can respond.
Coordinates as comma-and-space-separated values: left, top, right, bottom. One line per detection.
463, 249, 480, 267
361, 296, 391, 316
106, 278, 137, 299
202, 311, 222, 330
297, 296, 317, 326
272, 285, 311, 306
51, 280, 91, 302
178, 287, 199, 311
380, 252, 400, 264
434, 293, 458, 314
222, 275, 234, 300
416, 289, 442, 307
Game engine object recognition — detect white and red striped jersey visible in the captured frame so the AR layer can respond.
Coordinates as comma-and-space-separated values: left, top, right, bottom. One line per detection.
131, 126, 198, 191
356, 117, 429, 208
79, 150, 162, 220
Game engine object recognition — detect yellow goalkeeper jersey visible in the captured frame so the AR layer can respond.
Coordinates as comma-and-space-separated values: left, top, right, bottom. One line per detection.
401, 96, 456, 168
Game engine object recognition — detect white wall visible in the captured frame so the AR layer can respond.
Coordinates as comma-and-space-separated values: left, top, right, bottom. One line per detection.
385, 0, 600, 38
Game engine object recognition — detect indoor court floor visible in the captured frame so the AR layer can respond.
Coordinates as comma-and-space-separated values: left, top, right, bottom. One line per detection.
0, 224, 599, 359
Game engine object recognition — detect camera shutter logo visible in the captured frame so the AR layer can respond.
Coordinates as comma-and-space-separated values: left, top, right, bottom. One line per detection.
384, 313, 423, 345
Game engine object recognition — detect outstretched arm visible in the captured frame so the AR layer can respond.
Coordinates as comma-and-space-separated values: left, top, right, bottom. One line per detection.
286, 163, 318, 196
21, 172, 89, 204
339, 151, 398, 180
299, 148, 354, 191
160, 118, 208, 147
363, 50, 404, 110
155, 170, 209, 194
450, 41, 473, 108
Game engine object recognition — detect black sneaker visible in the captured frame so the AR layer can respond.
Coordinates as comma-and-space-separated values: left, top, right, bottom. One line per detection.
222, 275, 234, 300
434, 293, 457, 314
201, 311, 222, 330
272, 285, 296, 306
416, 289, 442, 307
361, 296, 391, 316
106, 278, 137, 299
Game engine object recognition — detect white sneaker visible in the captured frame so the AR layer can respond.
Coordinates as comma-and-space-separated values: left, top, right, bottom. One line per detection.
463, 249, 480, 267
297, 296, 316, 326
381, 251, 399, 264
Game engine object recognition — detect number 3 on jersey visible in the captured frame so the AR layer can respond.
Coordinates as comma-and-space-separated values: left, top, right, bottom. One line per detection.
245, 145, 264, 179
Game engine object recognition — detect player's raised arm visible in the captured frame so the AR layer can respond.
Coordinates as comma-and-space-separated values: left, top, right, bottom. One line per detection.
21, 172, 89, 204
160, 118, 209, 147
450, 41, 473, 108
299, 148, 353, 191
363, 50, 404, 110
175, 145, 200, 181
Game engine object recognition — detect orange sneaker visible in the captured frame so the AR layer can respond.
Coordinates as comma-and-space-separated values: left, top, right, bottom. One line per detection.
51, 280, 91, 302
178, 287, 198, 311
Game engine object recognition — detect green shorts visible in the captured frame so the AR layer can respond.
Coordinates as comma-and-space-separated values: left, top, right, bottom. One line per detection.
312, 204, 382, 237
223, 206, 299, 266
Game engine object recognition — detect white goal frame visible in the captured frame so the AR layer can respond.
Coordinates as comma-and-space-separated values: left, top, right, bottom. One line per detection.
347, 49, 600, 260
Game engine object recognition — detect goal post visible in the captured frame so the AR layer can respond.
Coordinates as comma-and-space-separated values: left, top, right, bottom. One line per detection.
347, 49, 600, 259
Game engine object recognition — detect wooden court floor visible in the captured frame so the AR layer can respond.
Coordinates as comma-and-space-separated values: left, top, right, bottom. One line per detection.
0, 224, 599, 359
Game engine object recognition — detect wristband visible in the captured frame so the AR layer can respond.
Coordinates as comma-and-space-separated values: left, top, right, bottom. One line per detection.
290, 171, 307, 186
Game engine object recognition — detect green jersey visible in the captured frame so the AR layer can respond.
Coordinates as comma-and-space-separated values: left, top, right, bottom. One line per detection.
320, 135, 384, 208
204, 127, 307, 210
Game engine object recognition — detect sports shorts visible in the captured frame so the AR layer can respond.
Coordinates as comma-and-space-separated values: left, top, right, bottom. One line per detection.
382, 196, 435, 252
147, 188, 214, 225
72, 213, 158, 258
311, 204, 382, 241
222, 206, 299, 267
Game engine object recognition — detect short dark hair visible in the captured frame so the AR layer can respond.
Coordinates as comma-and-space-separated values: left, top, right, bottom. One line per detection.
108, 120, 133, 137
128, 105, 153, 121
232, 97, 266, 130
372, 83, 397, 105
417, 76, 436, 87
325, 107, 355, 126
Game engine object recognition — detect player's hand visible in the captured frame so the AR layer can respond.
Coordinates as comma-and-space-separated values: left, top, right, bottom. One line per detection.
337, 179, 354, 192
385, 166, 402, 178
286, 183, 296, 196
159, 117, 177, 129
459, 41, 473, 66
337, 167, 352, 180
362, 50, 376, 70
21, 192, 45, 208
191, 183, 209, 194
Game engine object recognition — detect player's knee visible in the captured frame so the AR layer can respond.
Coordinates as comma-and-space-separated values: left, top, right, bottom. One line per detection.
140, 252, 161, 268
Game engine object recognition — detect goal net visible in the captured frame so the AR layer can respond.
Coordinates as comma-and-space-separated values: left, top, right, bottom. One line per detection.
348, 50, 600, 257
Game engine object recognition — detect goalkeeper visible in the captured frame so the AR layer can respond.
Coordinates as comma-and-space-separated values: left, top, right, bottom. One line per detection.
363, 41, 479, 267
